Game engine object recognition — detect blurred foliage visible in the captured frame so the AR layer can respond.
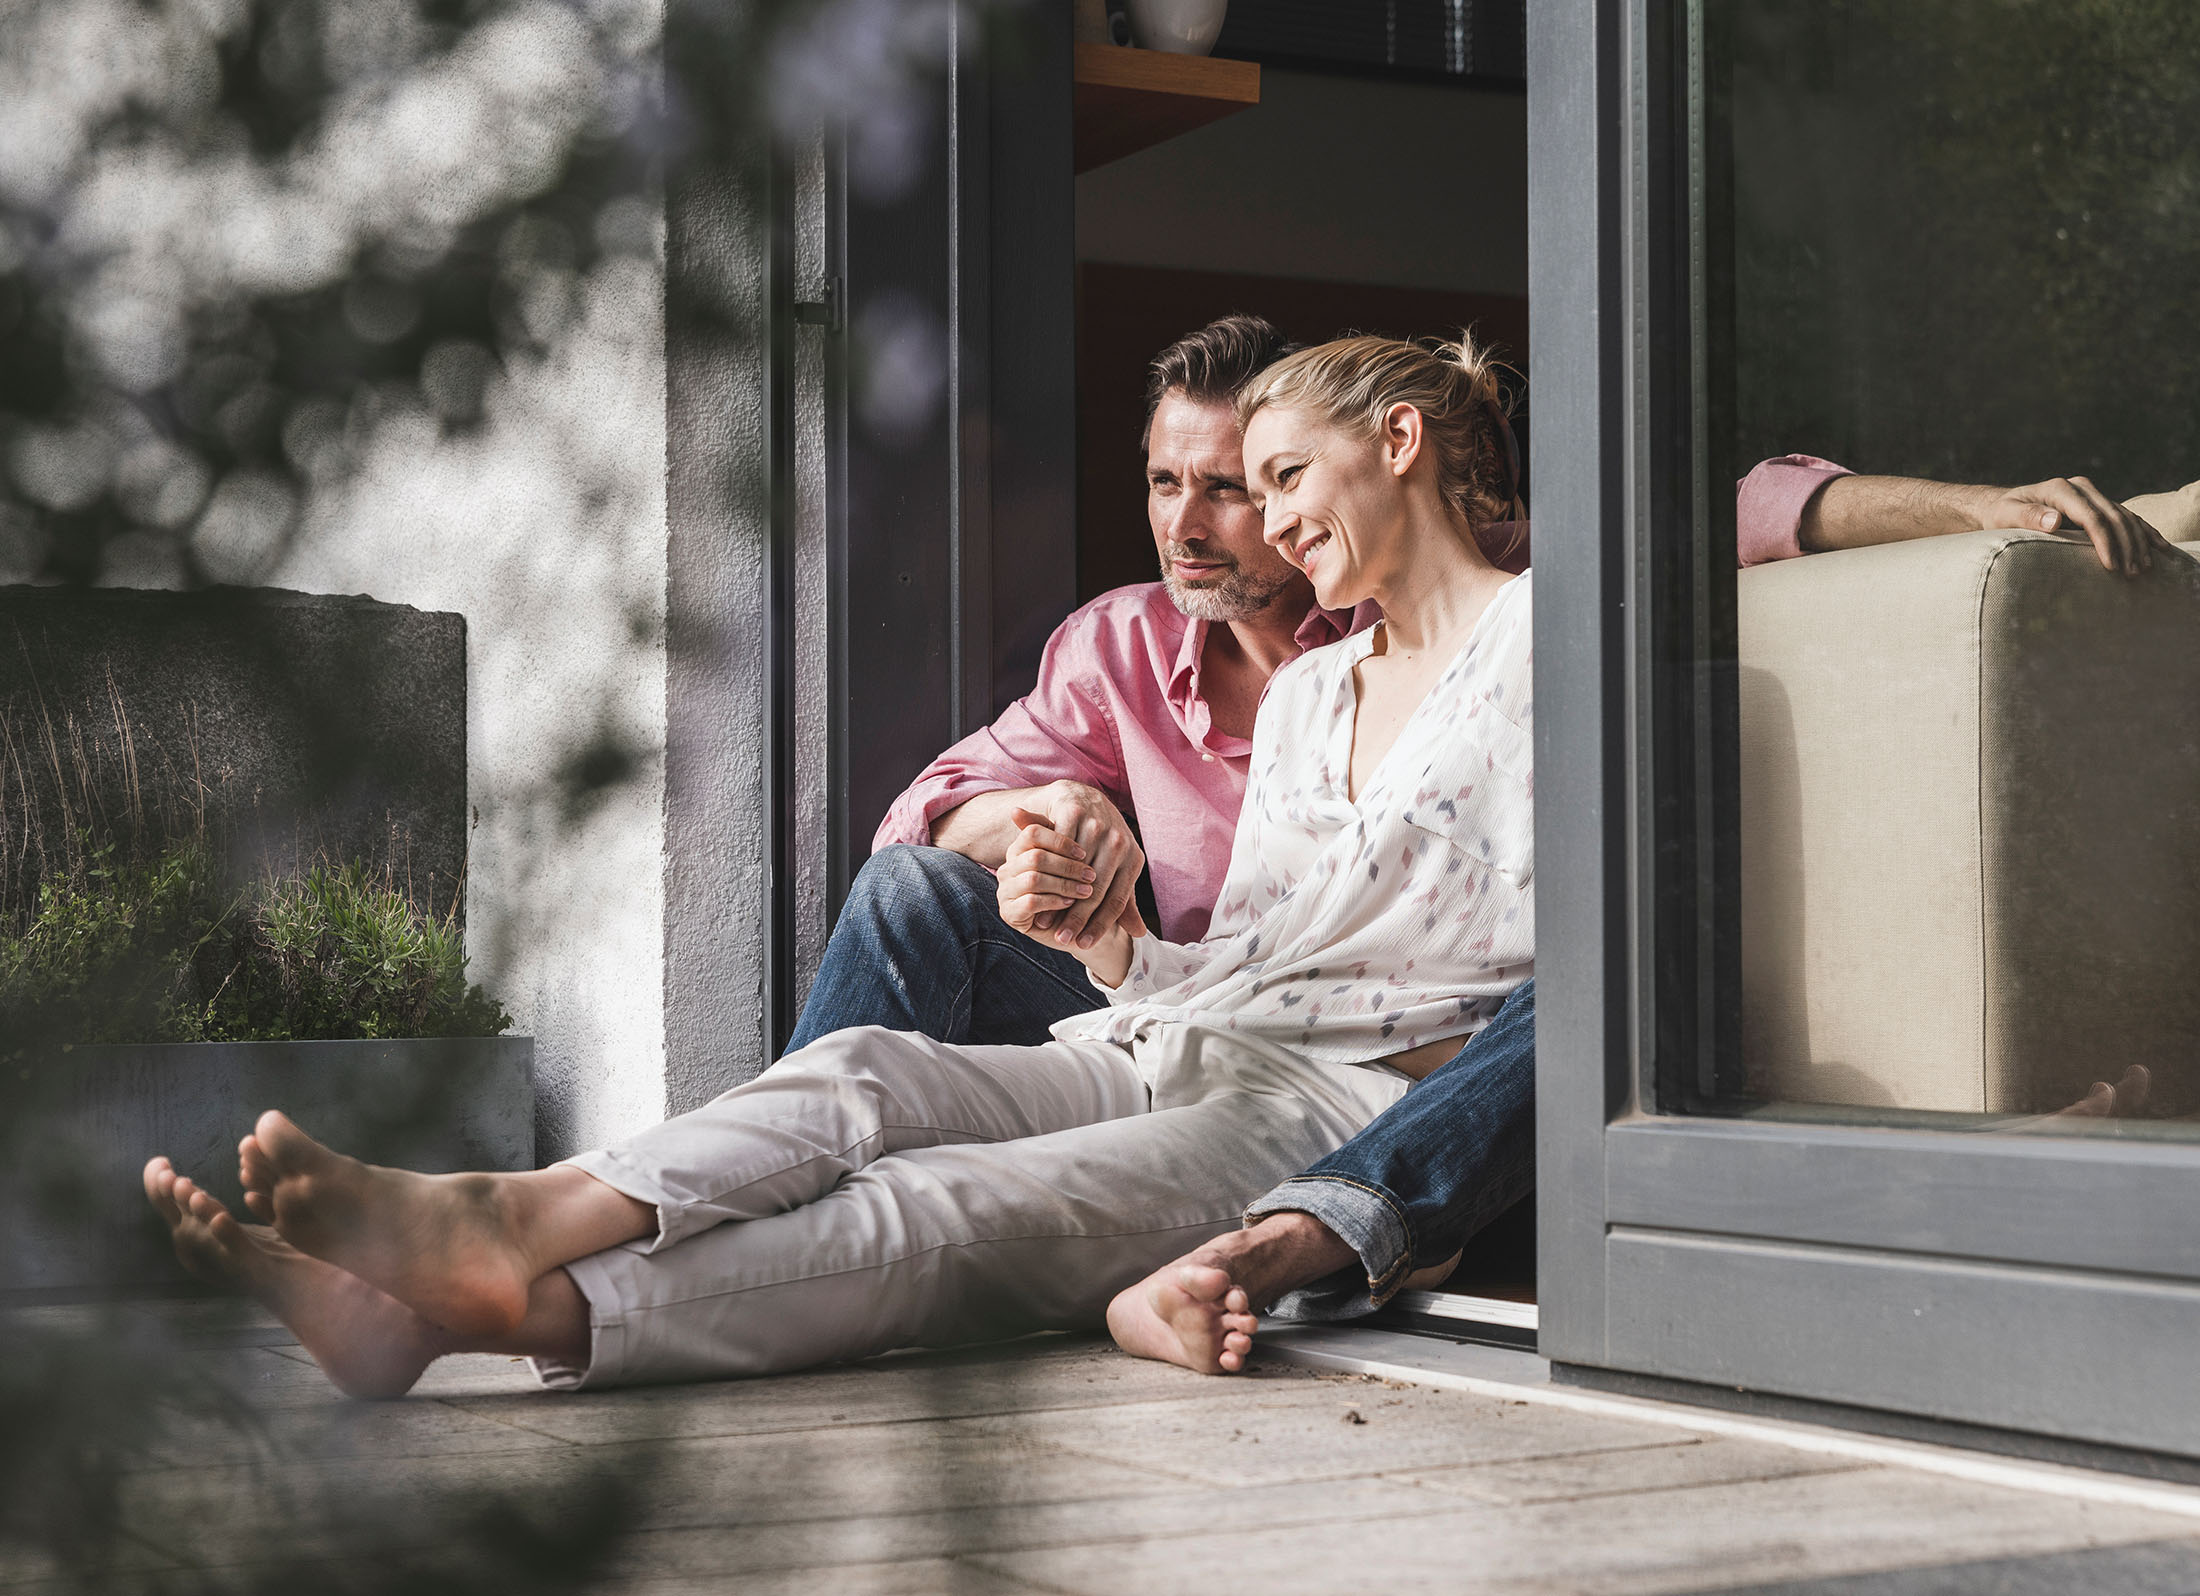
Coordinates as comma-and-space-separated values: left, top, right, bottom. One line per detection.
0, 0, 662, 588
0, 841, 510, 1046
1714, 0, 2200, 493
0, 0, 1018, 1585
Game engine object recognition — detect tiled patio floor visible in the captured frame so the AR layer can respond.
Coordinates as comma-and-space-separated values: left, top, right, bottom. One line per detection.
12, 1302, 2200, 1595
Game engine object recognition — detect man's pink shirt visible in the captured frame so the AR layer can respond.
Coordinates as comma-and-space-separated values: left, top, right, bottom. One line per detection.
873, 454, 1849, 942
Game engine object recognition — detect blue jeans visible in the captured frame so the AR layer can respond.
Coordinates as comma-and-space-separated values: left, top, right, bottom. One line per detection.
1249, 978, 1536, 1322
786, 845, 1102, 1052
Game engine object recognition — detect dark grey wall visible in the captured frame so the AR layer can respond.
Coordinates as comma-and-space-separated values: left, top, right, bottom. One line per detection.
0, 585, 466, 910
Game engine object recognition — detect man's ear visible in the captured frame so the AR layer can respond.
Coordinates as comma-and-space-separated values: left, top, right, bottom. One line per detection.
1382, 402, 1425, 478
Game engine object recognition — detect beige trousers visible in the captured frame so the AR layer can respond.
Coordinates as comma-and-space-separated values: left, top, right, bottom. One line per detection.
539, 1022, 1410, 1388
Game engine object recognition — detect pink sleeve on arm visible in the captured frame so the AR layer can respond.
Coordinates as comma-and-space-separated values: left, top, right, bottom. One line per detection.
1735, 455, 1853, 567
870, 616, 1129, 854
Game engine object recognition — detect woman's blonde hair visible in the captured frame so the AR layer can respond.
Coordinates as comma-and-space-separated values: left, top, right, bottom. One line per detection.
1233, 331, 1516, 531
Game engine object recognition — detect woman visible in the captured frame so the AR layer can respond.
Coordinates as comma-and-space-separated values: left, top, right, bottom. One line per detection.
140, 333, 1535, 1396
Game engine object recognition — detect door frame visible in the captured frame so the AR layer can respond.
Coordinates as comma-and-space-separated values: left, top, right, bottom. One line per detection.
1528, 0, 2200, 1461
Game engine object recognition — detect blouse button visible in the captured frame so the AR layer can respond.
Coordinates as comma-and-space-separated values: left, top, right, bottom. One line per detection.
1201, 752, 1215, 762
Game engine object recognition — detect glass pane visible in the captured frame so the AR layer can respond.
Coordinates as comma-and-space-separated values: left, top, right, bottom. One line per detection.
1695, 0, 2200, 1133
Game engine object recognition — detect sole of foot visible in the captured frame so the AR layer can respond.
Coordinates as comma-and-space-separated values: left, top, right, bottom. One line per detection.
1107, 1261, 1259, 1375
237, 1111, 531, 1338
143, 1156, 446, 1400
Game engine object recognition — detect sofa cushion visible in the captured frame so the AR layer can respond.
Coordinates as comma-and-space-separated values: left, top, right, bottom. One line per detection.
2126, 479, 2200, 543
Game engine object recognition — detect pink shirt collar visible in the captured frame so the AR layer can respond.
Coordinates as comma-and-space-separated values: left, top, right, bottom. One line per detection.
1163, 601, 1375, 759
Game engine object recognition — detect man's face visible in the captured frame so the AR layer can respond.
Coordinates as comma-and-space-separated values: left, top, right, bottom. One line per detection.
1146, 391, 1311, 624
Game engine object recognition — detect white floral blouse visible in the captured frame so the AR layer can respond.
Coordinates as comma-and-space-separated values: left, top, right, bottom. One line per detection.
1054, 572, 1535, 1068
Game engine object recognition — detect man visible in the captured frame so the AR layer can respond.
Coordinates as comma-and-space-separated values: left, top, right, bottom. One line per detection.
788, 314, 2174, 1371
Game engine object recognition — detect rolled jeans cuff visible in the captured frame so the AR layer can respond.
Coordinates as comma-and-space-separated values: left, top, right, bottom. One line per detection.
1243, 1172, 1415, 1323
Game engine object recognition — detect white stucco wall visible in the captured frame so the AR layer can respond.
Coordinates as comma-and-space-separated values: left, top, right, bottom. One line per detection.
276, 241, 671, 1157
1, 0, 682, 1158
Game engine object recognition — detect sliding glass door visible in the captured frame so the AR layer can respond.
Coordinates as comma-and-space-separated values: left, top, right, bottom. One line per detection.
1533, 0, 2200, 1458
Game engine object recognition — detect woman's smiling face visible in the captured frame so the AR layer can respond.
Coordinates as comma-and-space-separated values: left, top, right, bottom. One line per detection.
1243, 402, 1414, 612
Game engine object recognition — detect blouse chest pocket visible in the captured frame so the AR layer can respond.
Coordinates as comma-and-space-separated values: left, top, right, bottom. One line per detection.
1395, 699, 1534, 891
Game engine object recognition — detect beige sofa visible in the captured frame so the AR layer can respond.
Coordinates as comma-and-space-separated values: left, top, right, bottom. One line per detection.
1739, 484, 2200, 1115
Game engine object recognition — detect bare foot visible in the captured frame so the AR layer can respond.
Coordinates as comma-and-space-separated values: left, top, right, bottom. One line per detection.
143, 1156, 449, 1399
236, 1111, 533, 1336
1107, 1258, 1262, 1375
1111, 1211, 1363, 1374
1399, 1250, 1463, 1292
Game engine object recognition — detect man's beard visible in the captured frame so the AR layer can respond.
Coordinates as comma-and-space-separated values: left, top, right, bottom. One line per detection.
1159, 547, 1300, 622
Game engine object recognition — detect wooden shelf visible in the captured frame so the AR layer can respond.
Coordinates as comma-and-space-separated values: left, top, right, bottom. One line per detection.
1073, 43, 1259, 175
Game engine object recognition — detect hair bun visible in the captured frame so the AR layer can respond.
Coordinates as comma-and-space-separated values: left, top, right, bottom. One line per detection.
1237, 328, 1519, 533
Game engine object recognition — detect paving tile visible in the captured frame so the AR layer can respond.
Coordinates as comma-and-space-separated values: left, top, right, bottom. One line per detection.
947, 1379, 1701, 1488
595, 1475, 1445, 1576
443, 1333, 1316, 1444
0, 1533, 175, 1589
970, 1465, 2199, 1596
1390, 1435, 1866, 1506
1696, 1534, 2200, 1596
113, 1423, 1177, 1566
592, 1559, 1049, 1596
134, 1386, 577, 1467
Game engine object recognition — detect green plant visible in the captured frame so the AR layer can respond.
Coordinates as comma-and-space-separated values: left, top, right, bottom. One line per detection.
185, 861, 513, 1042
0, 842, 220, 1048
0, 844, 511, 1046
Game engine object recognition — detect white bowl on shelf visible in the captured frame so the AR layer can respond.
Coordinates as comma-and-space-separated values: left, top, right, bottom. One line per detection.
1125, 0, 1228, 56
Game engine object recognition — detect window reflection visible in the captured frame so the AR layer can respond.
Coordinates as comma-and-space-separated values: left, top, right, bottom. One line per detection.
1702, 0, 2200, 1131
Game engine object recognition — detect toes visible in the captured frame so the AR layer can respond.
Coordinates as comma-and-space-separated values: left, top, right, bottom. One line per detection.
254, 1110, 308, 1163
183, 1183, 228, 1225
144, 1158, 177, 1218
1223, 1329, 1251, 1355
239, 1134, 274, 1192
1221, 1310, 1258, 1335
1223, 1287, 1251, 1314
243, 1190, 273, 1220
1174, 1263, 1234, 1304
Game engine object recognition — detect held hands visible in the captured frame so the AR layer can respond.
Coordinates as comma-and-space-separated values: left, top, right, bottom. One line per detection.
1016, 781, 1150, 948
1975, 476, 2174, 576
996, 804, 1139, 989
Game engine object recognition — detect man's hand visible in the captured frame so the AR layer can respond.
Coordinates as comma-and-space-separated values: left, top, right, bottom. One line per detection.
1972, 476, 2173, 577
929, 781, 1150, 944
1802, 473, 2177, 577
1012, 780, 1149, 947
996, 808, 1134, 988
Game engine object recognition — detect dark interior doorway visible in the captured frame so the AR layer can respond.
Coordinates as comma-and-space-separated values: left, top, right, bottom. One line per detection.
1071, 54, 1536, 1317
1073, 63, 1530, 603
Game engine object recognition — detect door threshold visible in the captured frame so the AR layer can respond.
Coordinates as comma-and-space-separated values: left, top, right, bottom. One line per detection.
1373, 1288, 1538, 1350
1254, 1322, 2200, 1519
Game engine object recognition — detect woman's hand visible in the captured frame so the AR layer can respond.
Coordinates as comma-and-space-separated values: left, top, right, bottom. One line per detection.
997, 808, 1136, 988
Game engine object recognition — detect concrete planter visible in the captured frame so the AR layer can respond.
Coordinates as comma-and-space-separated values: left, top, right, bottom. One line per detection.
2, 1036, 534, 1297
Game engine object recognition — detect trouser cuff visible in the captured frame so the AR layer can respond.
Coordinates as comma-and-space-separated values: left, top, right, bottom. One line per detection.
1243, 1173, 1415, 1323
527, 1247, 631, 1390
557, 1149, 689, 1252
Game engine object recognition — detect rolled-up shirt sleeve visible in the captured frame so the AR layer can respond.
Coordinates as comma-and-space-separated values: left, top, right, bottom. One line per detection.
871, 619, 1130, 854
1736, 454, 1853, 567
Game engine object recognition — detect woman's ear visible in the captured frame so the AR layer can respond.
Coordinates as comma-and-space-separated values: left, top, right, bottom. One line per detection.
1381, 402, 1424, 478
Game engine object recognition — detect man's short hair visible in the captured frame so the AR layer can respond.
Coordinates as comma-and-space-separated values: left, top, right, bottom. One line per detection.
1141, 315, 1301, 453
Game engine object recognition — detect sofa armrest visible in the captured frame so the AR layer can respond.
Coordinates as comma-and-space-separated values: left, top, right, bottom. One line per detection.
1740, 531, 2200, 1114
